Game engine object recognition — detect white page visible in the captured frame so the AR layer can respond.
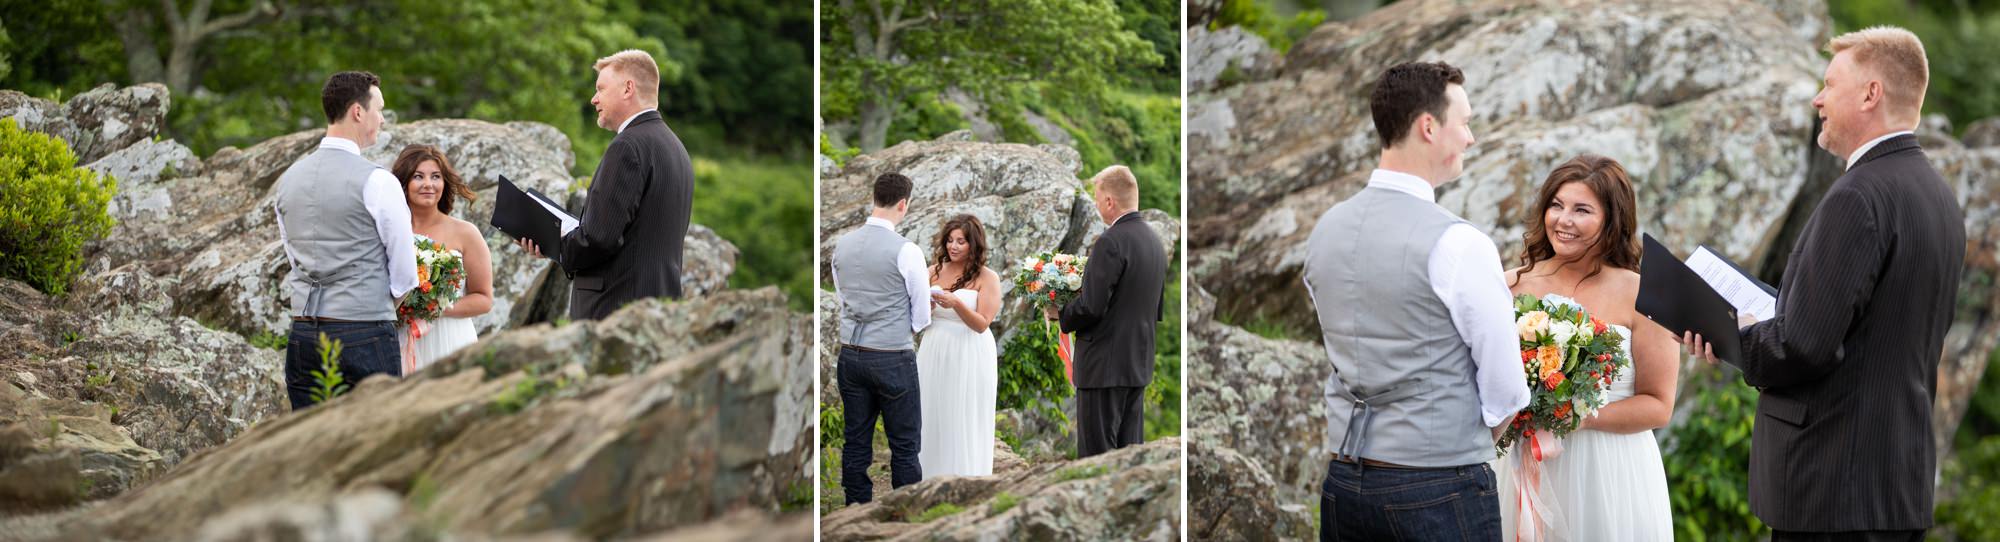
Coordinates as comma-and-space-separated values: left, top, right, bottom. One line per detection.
528, 194, 579, 236
1686, 247, 1777, 320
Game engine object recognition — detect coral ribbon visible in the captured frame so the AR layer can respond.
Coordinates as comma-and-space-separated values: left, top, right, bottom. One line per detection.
1513, 430, 1566, 542
400, 319, 427, 376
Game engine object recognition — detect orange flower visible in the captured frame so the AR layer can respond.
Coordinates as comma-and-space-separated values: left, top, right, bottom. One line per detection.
1034, 262, 1045, 273
1591, 317, 1607, 335
1543, 368, 1566, 390
1553, 403, 1573, 420
1029, 280, 1043, 292
419, 280, 432, 293
1520, 349, 1535, 365
1536, 345, 1563, 373
417, 265, 430, 283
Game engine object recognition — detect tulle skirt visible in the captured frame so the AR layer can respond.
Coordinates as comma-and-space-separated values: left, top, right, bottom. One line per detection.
1493, 428, 1674, 541
915, 321, 998, 478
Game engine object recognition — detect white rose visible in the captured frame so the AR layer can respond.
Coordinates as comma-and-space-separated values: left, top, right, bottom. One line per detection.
1550, 320, 1577, 346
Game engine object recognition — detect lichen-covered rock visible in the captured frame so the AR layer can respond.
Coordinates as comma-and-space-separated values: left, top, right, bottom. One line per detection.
1188, 25, 1278, 94
22, 288, 810, 541
821, 437, 1181, 541
1187, 438, 1315, 541
0, 83, 171, 164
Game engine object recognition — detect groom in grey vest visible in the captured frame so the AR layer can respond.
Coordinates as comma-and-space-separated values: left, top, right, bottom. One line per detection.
1303, 61, 1530, 540
832, 172, 931, 504
273, 71, 417, 410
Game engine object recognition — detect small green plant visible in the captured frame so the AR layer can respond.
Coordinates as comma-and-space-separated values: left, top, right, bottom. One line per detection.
0, 118, 118, 296
44, 418, 60, 442
59, 330, 82, 346
84, 370, 111, 389
780, 479, 815, 513
910, 502, 964, 523
247, 330, 289, 350
307, 332, 349, 404
1056, 465, 1108, 482
987, 491, 1020, 516
488, 374, 570, 414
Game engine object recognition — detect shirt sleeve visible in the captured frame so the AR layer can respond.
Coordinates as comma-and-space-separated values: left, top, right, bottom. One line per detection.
1432, 224, 1532, 427
363, 169, 418, 298
899, 241, 932, 333
1733, 188, 1882, 388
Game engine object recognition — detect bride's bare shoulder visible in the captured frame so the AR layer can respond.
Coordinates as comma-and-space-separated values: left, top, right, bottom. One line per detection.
445, 217, 485, 250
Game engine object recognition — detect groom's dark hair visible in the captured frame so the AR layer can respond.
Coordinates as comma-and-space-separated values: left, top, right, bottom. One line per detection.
321, 71, 381, 124
1369, 62, 1465, 149
872, 172, 913, 208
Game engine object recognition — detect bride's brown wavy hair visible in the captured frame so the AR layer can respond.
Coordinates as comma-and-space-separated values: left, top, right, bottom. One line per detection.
392, 144, 476, 215
1512, 154, 1641, 287
929, 214, 989, 291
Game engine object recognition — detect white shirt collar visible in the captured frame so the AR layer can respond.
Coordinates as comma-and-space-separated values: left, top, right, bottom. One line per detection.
319, 136, 363, 156
865, 216, 897, 230
1846, 130, 1914, 171
1366, 168, 1437, 203
617, 108, 659, 134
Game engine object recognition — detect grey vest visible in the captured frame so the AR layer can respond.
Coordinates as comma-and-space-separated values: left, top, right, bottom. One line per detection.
274, 147, 396, 322
1304, 186, 1494, 467
833, 224, 917, 351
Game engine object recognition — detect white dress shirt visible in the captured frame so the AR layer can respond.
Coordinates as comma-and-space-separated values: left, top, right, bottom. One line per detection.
1845, 130, 1915, 171
830, 216, 933, 334
1304, 169, 1532, 427
273, 136, 419, 298
617, 108, 658, 134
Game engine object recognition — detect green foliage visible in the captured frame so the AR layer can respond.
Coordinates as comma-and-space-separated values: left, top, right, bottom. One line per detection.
308, 333, 349, 405
822, 0, 1164, 150
1935, 348, 2000, 540
1145, 265, 1182, 440
610, 0, 811, 156
689, 156, 813, 311
1055, 465, 1108, 482
780, 479, 815, 513
1662, 376, 1765, 542
248, 330, 289, 351
998, 325, 1075, 431
987, 491, 1020, 516
884, 91, 971, 149
820, 132, 862, 168
911, 502, 964, 523
820, 399, 846, 450
0, 118, 118, 296
1829, 0, 2000, 133
0, 1, 124, 99
488, 372, 572, 415
1211, 0, 1326, 54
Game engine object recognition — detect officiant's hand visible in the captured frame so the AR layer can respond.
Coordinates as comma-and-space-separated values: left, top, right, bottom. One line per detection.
1678, 331, 1720, 365
514, 239, 545, 259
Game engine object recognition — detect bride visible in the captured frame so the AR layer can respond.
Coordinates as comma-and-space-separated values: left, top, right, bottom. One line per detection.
1495, 154, 1677, 540
393, 144, 493, 372
917, 214, 1001, 478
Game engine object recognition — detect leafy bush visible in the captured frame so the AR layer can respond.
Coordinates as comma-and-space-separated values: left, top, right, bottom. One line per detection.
1146, 267, 1182, 440
0, 118, 117, 296
998, 325, 1075, 429
911, 502, 964, 523
688, 155, 812, 311
1661, 376, 1765, 541
1935, 348, 2000, 540
1211, 0, 1326, 54
307, 333, 349, 405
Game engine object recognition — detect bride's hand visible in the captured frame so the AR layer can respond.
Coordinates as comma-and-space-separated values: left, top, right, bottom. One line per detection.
930, 291, 961, 308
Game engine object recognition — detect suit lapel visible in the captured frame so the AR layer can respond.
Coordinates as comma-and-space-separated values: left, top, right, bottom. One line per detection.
1849, 133, 1919, 170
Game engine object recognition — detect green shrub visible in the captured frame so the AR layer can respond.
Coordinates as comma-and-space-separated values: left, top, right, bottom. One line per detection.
307, 333, 349, 405
988, 491, 1020, 516
998, 325, 1075, 429
1055, 465, 1108, 482
1662, 376, 1765, 541
911, 502, 964, 523
1145, 267, 1181, 440
0, 118, 117, 296
1211, 0, 1326, 54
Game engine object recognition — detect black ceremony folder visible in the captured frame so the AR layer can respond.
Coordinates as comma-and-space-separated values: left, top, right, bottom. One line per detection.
491, 174, 574, 253
1636, 233, 1754, 364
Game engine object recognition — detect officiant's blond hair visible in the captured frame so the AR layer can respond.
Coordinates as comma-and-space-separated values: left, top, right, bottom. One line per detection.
594, 49, 660, 107
1828, 26, 1928, 123
1091, 165, 1140, 210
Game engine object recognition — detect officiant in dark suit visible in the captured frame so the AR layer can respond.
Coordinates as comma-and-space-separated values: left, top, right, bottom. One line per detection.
518, 49, 693, 321
1688, 27, 1965, 541
1045, 165, 1168, 458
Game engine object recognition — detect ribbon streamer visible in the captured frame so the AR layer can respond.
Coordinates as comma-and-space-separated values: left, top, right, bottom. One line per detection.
1512, 430, 1567, 542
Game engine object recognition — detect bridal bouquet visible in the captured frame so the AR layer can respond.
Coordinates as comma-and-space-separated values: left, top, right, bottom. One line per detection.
1497, 293, 1631, 458
1013, 251, 1086, 382
1501, 293, 1631, 541
398, 235, 466, 331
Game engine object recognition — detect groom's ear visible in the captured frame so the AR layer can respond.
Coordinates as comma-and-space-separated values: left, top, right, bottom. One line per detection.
1862, 80, 1885, 112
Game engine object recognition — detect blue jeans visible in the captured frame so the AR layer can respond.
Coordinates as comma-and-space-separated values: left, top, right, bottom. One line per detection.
1320, 459, 1500, 541
838, 346, 921, 505
285, 320, 400, 410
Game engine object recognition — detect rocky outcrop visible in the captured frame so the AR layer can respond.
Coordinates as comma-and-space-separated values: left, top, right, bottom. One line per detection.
78, 118, 739, 340
1186, 1, 2000, 537
11, 288, 811, 541
1187, 437, 1314, 541
1189, 0, 1822, 335
820, 437, 1181, 541
0, 83, 171, 164
0, 270, 285, 504
1188, 26, 1278, 94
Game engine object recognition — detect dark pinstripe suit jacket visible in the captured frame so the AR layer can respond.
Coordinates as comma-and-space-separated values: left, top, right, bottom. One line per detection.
1730, 134, 1965, 531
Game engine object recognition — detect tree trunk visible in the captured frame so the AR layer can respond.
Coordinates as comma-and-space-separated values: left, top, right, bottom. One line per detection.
857, 97, 892, 152
104, 2, 166, 86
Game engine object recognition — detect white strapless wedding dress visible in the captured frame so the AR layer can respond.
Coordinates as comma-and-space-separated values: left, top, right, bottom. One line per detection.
916, 289, 999, 478
403, 316, 478, 372
1494, 324, 1674, 541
